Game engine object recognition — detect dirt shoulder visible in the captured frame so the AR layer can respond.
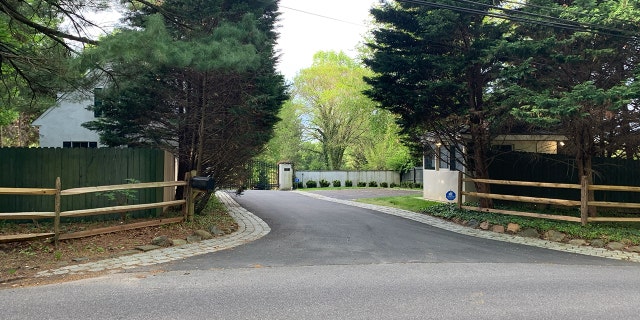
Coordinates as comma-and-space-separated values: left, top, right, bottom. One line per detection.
0, 212, 237, 289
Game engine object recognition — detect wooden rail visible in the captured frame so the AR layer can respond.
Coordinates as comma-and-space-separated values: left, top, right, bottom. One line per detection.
461, 173, 640, 225
0, 179, 189, 245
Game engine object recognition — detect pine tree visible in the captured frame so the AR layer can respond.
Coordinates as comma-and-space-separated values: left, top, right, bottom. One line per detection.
82, 0, 287, 195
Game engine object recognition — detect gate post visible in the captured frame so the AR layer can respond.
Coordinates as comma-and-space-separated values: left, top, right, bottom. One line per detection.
278, 162, 293, 190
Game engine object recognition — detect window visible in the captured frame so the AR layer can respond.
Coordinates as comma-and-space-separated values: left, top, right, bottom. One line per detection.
63, 141, 98, 148
492, 144, 513, 152
93, 88, 103, 118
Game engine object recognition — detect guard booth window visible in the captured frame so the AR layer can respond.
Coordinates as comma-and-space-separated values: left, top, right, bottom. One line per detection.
438, 145, 457, 170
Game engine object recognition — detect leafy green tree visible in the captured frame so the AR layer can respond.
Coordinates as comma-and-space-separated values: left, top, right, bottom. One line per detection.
259, 100, 304, 164
292, 51, 378, 170
365, 0, 511, 207
82, 1, 287, 195
0, 0, 107, 146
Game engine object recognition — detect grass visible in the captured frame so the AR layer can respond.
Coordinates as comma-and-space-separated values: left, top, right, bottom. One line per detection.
357, 195, 640, 245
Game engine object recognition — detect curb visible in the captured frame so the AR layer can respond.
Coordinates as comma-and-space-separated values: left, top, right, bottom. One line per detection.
36, 191, 270, 277
294, 191, 640, 263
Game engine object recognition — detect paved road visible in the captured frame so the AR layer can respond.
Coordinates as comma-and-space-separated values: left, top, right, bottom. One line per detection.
2, 190, 640, 319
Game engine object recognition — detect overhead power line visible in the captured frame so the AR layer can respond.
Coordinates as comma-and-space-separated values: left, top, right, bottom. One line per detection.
280, 6, 367, 27
395, 0, 639, 39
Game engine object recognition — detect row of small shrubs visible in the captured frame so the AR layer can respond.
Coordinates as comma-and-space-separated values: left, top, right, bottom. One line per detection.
298, 180, 422, 189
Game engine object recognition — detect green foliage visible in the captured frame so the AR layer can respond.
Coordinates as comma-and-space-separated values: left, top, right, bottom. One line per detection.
80, 1, 287, 191
365, 1, 510, 181
96, 178, 140, 221
332, 180, 341, 187
306, 180, 318, 188
319, 179, 330, 188
345, 180, 353, 187
97, 178, 140, 205
368, 181, 378, 187
380, 182, 388, 188
357, 182, 367, 187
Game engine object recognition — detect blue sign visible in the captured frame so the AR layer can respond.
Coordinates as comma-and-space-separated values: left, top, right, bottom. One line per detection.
294, 178, 300, 183
445, 190, 456, 201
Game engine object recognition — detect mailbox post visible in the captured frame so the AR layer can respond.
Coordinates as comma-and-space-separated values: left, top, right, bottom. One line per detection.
185, 172, 215, 221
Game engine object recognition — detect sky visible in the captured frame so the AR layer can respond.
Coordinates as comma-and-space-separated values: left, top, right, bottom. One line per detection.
275, 0, 378, 80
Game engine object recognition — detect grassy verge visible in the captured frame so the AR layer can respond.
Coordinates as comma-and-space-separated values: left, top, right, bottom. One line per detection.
357, 196, 640, 245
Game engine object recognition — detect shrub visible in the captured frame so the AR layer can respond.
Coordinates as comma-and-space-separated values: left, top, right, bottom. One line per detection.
332, 180, 341, 187
306, 180, 317, 188
401, 182, 415, 189
380, 182, 388, 188
295, 182, 304, 189
357, 181, 367, 187
319, 179, 330, 187
368, 181, 378, 187
345, 180, 353, 187
390, 183, 398, 188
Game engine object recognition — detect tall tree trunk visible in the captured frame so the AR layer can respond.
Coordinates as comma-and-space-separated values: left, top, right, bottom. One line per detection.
575, 124, 597, 217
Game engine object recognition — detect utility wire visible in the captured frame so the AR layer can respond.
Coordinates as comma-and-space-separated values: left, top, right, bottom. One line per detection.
280, 5, 368, 27
395, 0, 639, 38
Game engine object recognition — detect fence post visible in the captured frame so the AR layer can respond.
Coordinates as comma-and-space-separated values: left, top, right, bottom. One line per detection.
457, 171, 463, 209
183, 171, 193, 221
54, 177, 61, 247
580, 175, 589, 226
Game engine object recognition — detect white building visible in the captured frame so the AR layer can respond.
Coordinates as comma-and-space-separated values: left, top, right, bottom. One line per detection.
32, 89, 103, 148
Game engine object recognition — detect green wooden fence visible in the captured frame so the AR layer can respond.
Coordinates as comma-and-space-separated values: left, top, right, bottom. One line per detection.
489, 152, 640, 204
0, 148, 166, 218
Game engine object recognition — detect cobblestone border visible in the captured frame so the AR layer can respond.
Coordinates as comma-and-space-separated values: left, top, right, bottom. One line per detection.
295, 191, 640, 263
36, 191, 270, 277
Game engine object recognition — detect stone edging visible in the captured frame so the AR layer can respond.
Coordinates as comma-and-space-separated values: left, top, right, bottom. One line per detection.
36, 191, 270, 277
294, 191, 640, 263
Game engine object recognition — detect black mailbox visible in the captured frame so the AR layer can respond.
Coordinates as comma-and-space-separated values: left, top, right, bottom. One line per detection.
191, 176, 215, 191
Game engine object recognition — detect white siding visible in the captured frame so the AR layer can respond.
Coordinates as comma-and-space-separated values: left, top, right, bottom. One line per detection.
32, 92, 102, 148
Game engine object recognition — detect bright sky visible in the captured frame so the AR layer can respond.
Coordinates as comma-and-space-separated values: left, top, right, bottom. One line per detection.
82, 1, 378, 80
275, 0, 378, 80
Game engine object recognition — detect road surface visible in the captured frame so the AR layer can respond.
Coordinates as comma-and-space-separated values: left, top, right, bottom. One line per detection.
2, 190, 639, 319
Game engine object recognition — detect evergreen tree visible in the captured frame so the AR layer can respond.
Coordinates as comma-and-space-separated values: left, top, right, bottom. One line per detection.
82, 0, 287, 195
365, 0, 511, 207
502, 0, 640, 215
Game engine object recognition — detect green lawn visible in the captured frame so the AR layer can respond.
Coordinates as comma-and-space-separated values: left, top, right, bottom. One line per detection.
356, 195, 640, 245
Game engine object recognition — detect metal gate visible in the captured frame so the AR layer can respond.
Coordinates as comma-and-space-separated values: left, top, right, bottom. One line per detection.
245, 160, 279, 190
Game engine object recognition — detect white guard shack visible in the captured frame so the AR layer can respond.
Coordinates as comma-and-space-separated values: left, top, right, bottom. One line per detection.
278, 162, 294, 190
422, 134, 567, 204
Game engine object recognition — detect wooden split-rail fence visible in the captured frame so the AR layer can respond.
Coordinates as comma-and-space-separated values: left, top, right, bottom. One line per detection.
0, 177, 199, 245
458, 173, 640, 226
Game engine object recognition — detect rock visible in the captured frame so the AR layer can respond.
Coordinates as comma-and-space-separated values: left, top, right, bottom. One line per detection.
519, 228, 540, 239
590, 239, 606, 248
627, 246, 640, 253
606, 242, 626, 251
186, 235, 202, 243
506, 223, 520, 234
466, 219, 480, 229
151, 235, 172, 247
479, 221, 490, 230
492, 225, 505, 233
194, 229, 213, 240
544, 230, 566, 242
72, 257, 89, 262
568, 239, 588, 246
135, 245, 161, 252
209, 226, 225, 236
172, 239, 188, 246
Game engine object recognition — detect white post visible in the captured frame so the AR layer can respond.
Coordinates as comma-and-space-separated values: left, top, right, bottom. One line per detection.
278, 162, 294, 191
